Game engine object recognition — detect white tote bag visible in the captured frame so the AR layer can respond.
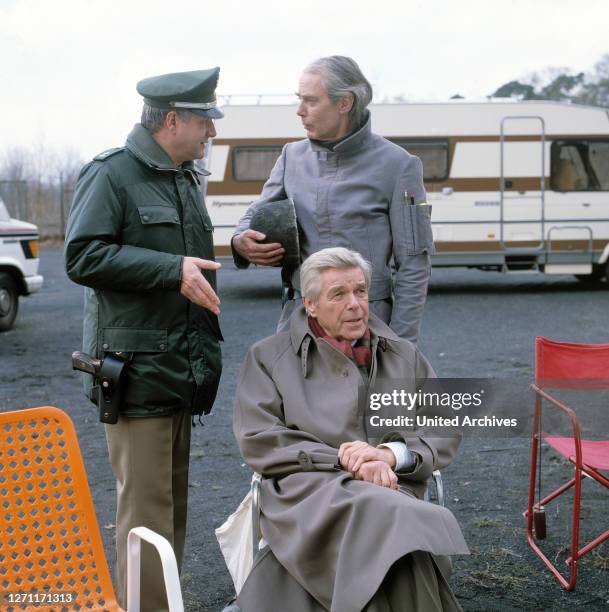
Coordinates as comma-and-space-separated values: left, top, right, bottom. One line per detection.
215, 474, 265, 594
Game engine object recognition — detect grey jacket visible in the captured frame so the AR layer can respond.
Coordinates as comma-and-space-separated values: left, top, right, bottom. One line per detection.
233, 112, 434, 343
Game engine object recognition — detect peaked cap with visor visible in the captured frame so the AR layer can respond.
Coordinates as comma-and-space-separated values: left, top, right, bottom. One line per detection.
136, 68, 224, 119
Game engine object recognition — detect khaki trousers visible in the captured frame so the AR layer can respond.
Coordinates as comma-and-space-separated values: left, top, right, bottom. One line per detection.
105, 410, 191, 612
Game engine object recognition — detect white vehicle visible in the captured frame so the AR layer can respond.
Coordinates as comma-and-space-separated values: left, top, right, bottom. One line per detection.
204, 99, 609, 281
0, 198, 43, 330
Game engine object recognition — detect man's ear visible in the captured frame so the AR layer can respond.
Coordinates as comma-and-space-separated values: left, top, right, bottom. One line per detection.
303, 296, 317, 317
164, 110, 178, 133
337, 93, 354, 116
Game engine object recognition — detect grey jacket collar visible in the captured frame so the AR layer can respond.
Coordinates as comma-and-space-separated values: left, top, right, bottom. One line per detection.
308, 111, 372, 156
125, 123, 203, 177
289, 302, 400, 355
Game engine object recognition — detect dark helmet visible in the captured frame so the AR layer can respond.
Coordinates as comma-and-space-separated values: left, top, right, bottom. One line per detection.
249, 198, 300, 272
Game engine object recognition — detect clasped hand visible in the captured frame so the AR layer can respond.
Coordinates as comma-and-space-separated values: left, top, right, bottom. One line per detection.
338, 440, 398, 490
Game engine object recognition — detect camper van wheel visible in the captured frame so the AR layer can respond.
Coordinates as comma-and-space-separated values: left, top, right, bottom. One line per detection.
0, 272, 18, 331
574, 264, 605, 284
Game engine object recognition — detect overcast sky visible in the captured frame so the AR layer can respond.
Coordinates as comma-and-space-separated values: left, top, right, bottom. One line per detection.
2, 0, 608, 160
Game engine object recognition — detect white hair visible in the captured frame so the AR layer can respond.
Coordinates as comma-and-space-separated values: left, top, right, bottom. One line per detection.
300, 247, 372, 302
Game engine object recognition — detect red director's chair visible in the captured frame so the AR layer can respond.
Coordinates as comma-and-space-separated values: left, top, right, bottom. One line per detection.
525, 336, 609, 590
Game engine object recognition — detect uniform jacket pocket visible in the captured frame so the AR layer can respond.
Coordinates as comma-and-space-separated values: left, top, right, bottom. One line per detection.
137, 204, 181, 225
100, 327, 168, 353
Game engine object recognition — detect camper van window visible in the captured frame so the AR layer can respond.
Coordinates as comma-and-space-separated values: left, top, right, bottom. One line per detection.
390, 140, 449, 181
551, 140, 609, 191
233, 146, 283, 182
589, 141, 609, 190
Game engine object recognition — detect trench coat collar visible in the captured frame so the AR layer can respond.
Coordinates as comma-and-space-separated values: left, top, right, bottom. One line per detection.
125, 123, 202, 177
308, 111, 372, 156
289, 303, 401, 355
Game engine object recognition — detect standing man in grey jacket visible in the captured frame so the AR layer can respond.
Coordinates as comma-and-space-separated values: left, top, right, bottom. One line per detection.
231, 55, 434, 343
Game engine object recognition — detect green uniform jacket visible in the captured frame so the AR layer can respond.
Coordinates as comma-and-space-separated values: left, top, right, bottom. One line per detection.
64, 124, 222, 417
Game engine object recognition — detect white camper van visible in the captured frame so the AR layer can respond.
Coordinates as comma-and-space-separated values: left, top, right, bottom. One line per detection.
0, 198, 43, 330
204, 100, 609, 281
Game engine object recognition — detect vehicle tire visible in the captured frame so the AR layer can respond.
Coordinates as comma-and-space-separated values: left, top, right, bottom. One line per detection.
575, 264, 605, 284
0, 272, 19, 331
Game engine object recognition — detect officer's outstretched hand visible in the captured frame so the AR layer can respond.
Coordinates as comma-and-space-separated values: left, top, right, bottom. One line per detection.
232, 229, 285, 266
180, 257, 221, 314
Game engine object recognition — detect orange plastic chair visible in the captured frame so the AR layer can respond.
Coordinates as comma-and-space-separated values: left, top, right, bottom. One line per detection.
0, 406, 184, 611
525, 337, 609, 590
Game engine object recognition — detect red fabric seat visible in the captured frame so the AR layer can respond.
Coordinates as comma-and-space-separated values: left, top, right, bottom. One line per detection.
545, 436, 609, 471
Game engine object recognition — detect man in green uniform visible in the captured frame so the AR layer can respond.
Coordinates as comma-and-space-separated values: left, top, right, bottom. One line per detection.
64, 68, 224, 611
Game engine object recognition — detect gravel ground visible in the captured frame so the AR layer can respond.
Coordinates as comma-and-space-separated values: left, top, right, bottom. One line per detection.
1, 247, 608, 611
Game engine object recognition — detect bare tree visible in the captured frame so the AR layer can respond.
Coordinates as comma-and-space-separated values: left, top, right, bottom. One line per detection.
53, 146, 85, 236
54, 146, 84, 187
0, 146, 31, 181
0, 143, 84, 236
0, 146, 31, 218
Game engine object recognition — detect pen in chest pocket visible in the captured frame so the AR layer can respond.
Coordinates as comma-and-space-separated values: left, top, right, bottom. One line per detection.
404, 191, 430, 208
404, 191, 415, 205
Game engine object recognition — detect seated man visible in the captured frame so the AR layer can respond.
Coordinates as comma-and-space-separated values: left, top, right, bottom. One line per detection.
233, 247, 468, 612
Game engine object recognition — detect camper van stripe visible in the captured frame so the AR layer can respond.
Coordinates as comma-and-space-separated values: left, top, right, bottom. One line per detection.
432, 217, 609, 225
434, 239, 607, 252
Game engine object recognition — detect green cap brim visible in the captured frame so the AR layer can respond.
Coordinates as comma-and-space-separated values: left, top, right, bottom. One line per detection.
190, 107, 224, 119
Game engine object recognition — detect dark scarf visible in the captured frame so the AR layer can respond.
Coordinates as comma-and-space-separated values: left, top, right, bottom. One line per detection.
308, 316, 372, 368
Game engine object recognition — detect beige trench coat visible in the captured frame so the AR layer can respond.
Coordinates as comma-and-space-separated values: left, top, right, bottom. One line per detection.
233, 306, 469, 611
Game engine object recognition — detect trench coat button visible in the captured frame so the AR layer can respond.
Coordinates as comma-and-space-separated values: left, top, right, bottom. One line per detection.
159, 343, 166, 350
142, 214, 150, 222
341, 369, 349, 377
102, 343, 109, 350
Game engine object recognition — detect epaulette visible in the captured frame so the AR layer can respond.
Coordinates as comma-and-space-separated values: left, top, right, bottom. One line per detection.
93, 147, 124, 162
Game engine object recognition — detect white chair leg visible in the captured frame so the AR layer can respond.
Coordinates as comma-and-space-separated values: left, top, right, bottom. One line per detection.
126, 526, 185, 612
251, 476, 261, 560
424, 470, 445, 506
432, 469, 445, 507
